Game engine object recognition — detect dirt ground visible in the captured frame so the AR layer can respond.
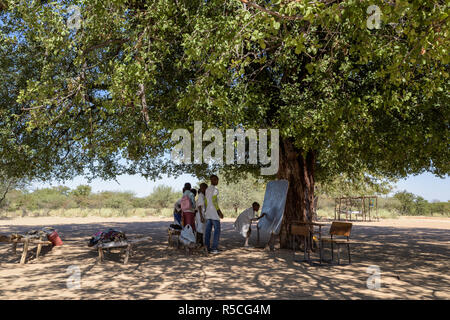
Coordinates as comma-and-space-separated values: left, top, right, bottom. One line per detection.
0, 216, 449, 300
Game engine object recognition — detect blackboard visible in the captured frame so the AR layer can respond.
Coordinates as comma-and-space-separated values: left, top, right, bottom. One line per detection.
256, 180, 289, 246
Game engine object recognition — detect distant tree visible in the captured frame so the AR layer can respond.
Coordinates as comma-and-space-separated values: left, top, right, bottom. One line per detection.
220, 174, 265, 215
70, 185, 92, 197
70, 185, 92, 208
0, 173, 28, 208
148, 185, 180, 209
393, 191, 416, 215
414, 196, 429, 215
317, 173, 394, 198
429, 201, 449, 216
55, 186, 71, 196
131, 197, 151, 209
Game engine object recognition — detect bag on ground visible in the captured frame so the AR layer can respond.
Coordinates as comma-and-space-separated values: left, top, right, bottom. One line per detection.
180, 224, 196, 246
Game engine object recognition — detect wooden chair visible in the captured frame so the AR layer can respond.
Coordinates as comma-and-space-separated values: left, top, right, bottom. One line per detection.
291, 224, 311, 264
320, 222, 353, 264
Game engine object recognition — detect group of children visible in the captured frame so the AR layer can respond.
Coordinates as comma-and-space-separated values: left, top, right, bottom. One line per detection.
173, 182, 206, 245
173, 174, 267, 253
173, 175, 223, 254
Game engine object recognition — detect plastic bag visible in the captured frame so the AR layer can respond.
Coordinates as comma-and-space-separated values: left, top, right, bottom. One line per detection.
180, 224, 196, 246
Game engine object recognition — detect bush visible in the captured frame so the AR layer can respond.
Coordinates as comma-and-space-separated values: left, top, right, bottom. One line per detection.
1, 183, 447, 219
147, 185, 180, 209
428, 202, 449, 216
12, 187, 71, 211
131, 197, 151, 208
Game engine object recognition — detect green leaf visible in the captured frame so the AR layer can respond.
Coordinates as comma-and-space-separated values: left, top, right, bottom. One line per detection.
273, 20, 281, 30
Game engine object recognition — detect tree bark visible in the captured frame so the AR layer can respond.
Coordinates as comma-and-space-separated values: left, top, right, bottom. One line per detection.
277, 138, 315, 248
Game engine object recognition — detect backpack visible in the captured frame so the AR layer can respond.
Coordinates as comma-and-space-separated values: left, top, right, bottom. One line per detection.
181, 194, 193, 212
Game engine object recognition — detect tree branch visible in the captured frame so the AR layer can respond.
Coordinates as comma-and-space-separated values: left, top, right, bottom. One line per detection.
239, 0, 304, 21
83, 38, 129, 57
138, 83, 150, 124
0, 180, 13, 207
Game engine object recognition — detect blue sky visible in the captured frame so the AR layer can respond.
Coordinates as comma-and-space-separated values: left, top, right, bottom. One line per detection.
392, 173, 449, 201
31, 172, 449, 202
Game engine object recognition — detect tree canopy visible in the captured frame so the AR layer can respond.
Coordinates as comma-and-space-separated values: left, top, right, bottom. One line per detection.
1, 1, 448, 228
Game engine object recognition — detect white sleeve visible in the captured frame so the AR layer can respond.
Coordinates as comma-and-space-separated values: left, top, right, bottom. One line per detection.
197, 194, 205, 207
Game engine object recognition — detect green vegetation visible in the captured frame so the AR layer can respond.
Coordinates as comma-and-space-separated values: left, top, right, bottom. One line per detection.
0, 179, 447, 219
392, 191, 449, 216
316, 191, 449, 219
220, 174, 266, 216
0, 1, 448, 248
0, 184, 180, 218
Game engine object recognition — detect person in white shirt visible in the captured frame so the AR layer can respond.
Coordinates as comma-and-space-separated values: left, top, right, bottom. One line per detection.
195, 183, 208, 246
234, 202, 266, 247
204, 175, 223, 254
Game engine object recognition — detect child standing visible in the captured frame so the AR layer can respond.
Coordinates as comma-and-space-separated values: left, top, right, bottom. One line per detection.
204, 175, 223, 254
195, 183, 208, 246
181, 183, 196, 231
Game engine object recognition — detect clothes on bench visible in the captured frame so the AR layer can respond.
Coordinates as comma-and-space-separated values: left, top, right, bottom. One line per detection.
88, 229, 127, 247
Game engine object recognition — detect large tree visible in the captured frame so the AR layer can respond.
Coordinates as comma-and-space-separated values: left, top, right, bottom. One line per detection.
1, 0, 448, 246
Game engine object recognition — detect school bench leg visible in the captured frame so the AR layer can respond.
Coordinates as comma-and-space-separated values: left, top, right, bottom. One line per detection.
124, 244, 131, 265
36, 243, 42, 260
20, 240, 29, 265
98, 247, 104, 263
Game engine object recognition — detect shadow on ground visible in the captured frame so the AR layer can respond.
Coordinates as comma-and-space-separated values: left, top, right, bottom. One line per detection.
0, 219, 449, 299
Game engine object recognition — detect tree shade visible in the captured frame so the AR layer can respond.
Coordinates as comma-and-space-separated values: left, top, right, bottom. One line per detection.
0, 0, 448, 246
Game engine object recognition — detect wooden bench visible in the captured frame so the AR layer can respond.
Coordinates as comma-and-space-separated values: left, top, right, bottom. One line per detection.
94, 237, 151, 264
1, 235, 53, 264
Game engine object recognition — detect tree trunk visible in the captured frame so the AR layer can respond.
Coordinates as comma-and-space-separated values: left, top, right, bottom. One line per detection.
277, 139, 316, 249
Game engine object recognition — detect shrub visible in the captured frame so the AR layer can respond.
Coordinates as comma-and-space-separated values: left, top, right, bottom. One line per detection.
147, 185, 180, 209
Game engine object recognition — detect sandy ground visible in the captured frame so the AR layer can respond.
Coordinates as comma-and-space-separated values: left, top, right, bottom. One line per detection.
0, 216, 449, 300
